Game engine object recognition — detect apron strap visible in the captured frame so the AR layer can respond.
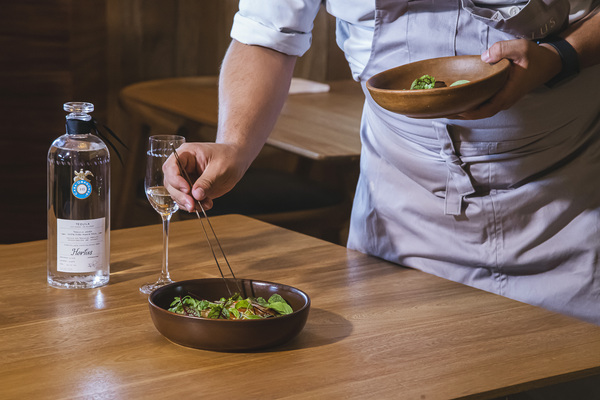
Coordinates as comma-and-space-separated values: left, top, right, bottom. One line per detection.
433, 121, 476, 215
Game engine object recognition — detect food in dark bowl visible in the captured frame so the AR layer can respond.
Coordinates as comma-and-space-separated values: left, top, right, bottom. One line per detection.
168, 292, 294, 320
148, 278, 310, 351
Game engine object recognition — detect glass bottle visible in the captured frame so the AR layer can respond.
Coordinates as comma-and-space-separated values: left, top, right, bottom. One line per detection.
47, 102, 110, 288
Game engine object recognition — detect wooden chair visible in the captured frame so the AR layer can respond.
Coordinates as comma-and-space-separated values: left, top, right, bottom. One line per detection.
116, 76, 360, 244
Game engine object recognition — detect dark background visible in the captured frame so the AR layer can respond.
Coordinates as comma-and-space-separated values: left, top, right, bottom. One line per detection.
1, 0, 350, 244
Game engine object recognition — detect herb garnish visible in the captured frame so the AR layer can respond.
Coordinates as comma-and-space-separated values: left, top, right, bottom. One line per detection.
168, 293, 293, 320
410, 75, 470, 90
410, 74, 437, 90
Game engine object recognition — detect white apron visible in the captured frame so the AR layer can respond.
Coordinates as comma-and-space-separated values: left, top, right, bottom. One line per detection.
346, 0, 600, 324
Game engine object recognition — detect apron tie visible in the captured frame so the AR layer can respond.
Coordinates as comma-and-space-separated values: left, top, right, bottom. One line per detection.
433, 121, 476, 215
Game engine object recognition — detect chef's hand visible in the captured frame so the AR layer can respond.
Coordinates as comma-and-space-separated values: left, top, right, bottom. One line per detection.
163, 142, 249, 212
455, 39, 562, 120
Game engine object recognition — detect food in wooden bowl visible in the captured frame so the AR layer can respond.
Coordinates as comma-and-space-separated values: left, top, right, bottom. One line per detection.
148, 278, 310, 351
366, 55, 510, 118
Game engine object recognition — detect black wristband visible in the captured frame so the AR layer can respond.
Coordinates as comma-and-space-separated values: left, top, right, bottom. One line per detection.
536, 36, 580, 88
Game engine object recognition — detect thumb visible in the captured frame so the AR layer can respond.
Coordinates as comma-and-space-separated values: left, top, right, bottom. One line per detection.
190, 178, 214, 211
191, 177, 210, 202
191, 162, 230, 201
482, 39, 531, 65
482, 42, 505, 64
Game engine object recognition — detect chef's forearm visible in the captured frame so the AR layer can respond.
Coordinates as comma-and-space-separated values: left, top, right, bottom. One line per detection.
561, 7, 600, 69
216, 40, 297, 169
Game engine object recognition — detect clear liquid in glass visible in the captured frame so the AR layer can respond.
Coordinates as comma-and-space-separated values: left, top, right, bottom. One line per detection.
146, 186, 179, 216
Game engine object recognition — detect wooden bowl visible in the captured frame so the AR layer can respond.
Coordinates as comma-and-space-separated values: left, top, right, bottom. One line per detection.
366, 55, 510, 118
148, 278, 310, 351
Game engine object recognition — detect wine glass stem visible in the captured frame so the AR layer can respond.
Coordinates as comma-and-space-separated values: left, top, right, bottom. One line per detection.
160, 213, 172, 283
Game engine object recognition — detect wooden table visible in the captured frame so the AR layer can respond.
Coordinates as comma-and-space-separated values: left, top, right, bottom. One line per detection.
116, 78, 364, 232
119, 77, 364, 160
2, 215, 599, 399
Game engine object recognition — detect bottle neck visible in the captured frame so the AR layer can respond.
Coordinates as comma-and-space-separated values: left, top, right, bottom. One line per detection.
66, 119, 94, 135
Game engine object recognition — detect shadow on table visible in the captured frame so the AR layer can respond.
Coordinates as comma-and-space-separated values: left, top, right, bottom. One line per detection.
261, 307, 353, 353
108, 261, 158, 285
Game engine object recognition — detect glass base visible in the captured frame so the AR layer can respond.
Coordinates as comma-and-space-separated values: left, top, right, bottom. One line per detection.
139, 278, 173, 294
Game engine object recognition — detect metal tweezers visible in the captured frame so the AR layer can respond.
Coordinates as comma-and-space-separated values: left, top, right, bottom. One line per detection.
171, 145, 242, 296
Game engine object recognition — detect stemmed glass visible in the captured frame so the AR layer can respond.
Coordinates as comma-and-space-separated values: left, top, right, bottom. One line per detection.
140, 135, 185, 294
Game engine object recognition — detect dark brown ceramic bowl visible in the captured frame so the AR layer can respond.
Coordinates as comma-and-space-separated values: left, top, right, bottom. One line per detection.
148, 278, 310, 351
366, 55, 510, 118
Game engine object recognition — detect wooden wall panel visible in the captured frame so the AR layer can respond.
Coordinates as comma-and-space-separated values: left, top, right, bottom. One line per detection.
0, 0, 107, 244
176, 0, 220, 76
106, 1, 349, 118
1, 0, 352, 242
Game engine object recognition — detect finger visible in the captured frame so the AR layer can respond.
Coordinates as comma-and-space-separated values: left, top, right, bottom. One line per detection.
166, 184, 196, 212
163, 166, 192, 195
463, 42, 530, 119
163, 159, 198, 213
482, 41, 506, 64
482, 39, 528, 65
200, 197, 214, 211
454, 43, 510, 119
190, 160, 239, 212
185, 186, 213, 211
181, 196, 198, 213
192, 184, 207, 202
191, 163, 237, 201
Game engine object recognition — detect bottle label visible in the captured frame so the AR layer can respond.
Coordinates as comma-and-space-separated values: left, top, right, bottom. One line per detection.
71, 169, 93, 199
57, 218, 105, 273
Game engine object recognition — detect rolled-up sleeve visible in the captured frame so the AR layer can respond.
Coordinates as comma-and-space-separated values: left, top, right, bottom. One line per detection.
231, 0, 323, 56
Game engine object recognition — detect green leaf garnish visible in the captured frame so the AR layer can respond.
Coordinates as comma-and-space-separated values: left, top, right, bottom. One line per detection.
450, 79, 470, 87
167, 292, 294, 320
267, 294, 293, 315
410, 75, 436, 90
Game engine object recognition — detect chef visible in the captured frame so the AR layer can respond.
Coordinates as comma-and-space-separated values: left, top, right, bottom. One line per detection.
163, 0, 600, 325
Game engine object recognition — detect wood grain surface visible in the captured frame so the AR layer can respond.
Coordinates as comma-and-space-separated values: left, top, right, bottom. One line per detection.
1, 215, 599, 399
119, 78, 364, 160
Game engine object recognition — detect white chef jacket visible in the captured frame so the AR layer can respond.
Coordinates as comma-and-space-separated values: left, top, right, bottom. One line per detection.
231, 0, 597, 80
229, 0, 600, 325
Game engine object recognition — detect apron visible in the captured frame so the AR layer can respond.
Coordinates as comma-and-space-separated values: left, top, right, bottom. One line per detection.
346, 0, 600, 324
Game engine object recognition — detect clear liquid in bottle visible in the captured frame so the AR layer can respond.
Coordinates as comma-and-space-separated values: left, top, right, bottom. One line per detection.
47, 102, 110, 288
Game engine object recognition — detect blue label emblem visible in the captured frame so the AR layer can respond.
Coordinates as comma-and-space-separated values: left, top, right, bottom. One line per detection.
72, 180, 92, 199
72, 169, 94, 199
